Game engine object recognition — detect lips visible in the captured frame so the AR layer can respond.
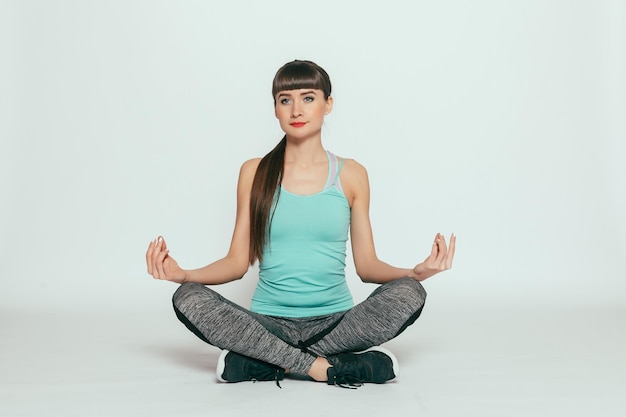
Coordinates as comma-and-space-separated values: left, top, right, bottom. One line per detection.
290, 122, 306, 128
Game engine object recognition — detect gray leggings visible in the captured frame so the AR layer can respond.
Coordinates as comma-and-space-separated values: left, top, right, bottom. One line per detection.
172, 278, 426, 375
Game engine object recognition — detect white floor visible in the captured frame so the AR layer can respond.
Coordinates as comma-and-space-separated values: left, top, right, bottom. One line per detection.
1, 306, 624, 417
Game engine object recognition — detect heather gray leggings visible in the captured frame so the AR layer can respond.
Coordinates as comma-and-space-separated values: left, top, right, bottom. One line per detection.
172, 278, 426, 375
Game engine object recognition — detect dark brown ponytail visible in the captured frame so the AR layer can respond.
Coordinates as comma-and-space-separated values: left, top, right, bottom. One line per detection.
249, 136, 286, 263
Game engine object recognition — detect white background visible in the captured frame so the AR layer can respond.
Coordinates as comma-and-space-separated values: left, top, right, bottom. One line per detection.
1, 0, 624, 312
2, 2, 626, 416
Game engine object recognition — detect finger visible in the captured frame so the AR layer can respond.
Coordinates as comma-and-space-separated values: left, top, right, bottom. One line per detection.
445, 233, 456, 269
152, 237, 164, 279
159, 236, 168, 251
435, 233, 448, 264
155, 248, 169, 279
429, 234, 439, 257
146, 238, 156, 275
423, 234, 439, 264
147, 237, 162, 276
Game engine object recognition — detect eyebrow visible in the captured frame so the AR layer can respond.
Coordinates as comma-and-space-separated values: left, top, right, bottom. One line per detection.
277, 90, 318, 98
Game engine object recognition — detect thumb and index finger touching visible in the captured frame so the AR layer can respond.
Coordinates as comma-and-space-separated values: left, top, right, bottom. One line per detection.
428, 232, 456, 267
146, 236, 171, 277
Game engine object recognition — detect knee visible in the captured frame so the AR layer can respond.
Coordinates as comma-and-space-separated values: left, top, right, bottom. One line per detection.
393, 277, 427, 308
389, 278, 427, 337
172, 282, 205, 312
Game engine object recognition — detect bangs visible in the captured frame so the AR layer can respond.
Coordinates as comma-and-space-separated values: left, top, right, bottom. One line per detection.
272, 60, 331, 100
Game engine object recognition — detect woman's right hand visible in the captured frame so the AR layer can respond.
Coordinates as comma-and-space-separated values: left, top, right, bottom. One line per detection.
146, 236, 187, 283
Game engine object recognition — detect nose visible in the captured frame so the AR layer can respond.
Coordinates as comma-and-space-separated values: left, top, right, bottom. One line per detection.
291, 102, 302, 118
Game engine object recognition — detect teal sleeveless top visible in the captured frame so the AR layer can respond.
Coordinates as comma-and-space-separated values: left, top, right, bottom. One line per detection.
250, 151, 354, 318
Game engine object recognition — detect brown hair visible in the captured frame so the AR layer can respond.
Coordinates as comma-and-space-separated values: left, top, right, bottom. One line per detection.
249, 60, 332, 263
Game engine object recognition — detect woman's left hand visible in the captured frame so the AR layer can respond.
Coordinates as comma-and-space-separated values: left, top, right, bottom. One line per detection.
412, 233, 456, 281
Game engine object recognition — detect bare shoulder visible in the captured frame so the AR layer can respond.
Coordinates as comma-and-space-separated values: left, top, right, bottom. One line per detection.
338, 158, 370, 205
234, 158, 261, 194
239, 158, 262, 178
241, 157, 262, 172
340, 157, 369, 183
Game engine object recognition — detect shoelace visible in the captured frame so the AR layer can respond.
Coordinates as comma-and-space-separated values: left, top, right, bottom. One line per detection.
331, 373, 363, 389
250, 368, 283, 389
274, 370, 282, 389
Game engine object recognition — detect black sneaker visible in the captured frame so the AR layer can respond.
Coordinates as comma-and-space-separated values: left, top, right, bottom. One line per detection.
327, 346, 399, 388
216, 350, 285, 387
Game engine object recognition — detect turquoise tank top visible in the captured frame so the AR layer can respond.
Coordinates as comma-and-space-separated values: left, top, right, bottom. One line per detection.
250, 151, 354, 318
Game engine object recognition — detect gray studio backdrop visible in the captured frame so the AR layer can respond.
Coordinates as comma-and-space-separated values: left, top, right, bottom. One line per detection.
1, 0, 624, 313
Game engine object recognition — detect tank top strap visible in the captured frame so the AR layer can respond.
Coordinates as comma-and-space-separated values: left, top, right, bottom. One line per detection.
324, 151, 345, 194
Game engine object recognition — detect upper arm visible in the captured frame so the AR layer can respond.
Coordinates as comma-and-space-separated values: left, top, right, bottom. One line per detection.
342, 160, 378, 276
225, 158, 261, 272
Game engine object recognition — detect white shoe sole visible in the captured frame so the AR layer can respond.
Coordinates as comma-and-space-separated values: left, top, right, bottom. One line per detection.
216, 349, 230, 383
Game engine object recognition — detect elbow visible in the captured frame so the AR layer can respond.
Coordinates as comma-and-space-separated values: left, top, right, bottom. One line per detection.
355, 266, 375, 283
353, 253, 380, 283
234, 263, 249, 280
358, 275, 377, 284
225, 253, 250, 281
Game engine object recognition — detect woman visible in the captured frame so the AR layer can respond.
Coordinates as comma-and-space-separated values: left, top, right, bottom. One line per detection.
146, 60, 455, 388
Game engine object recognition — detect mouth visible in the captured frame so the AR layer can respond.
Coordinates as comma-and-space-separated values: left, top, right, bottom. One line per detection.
289, 122, 306, 128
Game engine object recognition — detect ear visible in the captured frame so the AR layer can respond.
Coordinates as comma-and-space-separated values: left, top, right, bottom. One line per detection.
325, 96, 334, 115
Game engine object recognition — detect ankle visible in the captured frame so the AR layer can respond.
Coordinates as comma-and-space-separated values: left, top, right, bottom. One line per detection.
307, 357, 331, 382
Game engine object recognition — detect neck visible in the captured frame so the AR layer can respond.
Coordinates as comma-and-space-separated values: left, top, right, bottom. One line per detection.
284, 136, 326, 164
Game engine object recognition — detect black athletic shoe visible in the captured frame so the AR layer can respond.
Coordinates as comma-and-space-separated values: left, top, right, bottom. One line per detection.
216, 350, 285, 387
327, 347, 399, 388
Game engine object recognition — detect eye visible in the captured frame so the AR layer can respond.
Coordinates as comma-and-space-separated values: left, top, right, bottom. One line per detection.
303, 96, 315, 103
280, 98, 291, 105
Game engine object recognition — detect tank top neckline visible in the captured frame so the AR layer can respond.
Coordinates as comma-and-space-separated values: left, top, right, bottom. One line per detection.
280, 151, 344, 197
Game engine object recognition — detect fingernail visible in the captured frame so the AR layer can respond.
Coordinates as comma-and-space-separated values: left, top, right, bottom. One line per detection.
157, 237, 162, 243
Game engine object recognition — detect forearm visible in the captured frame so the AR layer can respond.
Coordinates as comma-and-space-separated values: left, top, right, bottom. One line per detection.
356, 259, 417, 284
183, 255, 249, 285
